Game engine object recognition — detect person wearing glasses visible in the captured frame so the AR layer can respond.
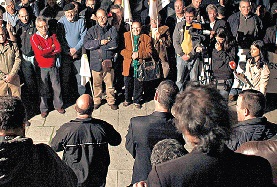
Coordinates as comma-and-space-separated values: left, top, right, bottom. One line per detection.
3, 0, 18, 27
84, 9, 119, 110
227, 0, 263, 49
57, 3, 87, 103
121, 22, 152, 109
31, 16, 64, 118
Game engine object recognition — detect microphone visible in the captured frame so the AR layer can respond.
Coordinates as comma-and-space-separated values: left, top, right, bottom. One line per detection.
229, 61, 236, 70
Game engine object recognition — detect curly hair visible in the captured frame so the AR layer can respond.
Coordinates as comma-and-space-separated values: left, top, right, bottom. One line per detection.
172, 84, 231, 154
0, 96, 26, 131
150, 139, 187, 166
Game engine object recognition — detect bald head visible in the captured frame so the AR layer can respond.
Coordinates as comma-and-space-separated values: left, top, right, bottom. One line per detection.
18, 8, 29, 24
75, 94, 93, 115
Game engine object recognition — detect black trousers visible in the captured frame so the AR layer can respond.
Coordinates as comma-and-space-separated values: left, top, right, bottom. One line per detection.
124, 76, 143, 104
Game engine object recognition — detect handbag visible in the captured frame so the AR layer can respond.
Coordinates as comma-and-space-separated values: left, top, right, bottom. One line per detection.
137, 58, 160, 82
102, 59, 112, 72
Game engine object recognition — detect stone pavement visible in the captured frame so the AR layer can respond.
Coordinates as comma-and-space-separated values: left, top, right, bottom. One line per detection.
25, 100, 156, 187
25, 98, 277, 187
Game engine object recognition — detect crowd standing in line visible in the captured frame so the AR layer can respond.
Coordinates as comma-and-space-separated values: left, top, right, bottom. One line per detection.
0, 0, 276, 186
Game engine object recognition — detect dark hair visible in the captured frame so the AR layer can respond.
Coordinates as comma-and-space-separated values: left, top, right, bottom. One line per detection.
150, 139, 188, 166
156, 80, 179, 110
239, 89, 266, 117
215, 27, 235, 51
217, 6, 226, 17
185, 7, 196, 16
110, 4, 121, 11
172, 84, 231, 154
251, 40, 268, 68
0, 96, 26, 131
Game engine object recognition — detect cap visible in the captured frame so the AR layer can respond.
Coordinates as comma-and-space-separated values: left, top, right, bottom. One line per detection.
63, 3, 75, 11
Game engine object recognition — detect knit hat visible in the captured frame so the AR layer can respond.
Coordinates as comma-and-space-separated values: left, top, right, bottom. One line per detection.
63, 3, 75, 11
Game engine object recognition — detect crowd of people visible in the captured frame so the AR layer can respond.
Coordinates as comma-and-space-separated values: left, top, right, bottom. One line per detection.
0, 0, 277, 186
0, 0, 276, 113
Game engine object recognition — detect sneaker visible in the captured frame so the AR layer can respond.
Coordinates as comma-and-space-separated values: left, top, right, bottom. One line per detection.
110, 104, 119, 110
134, 103, 141, 109
123, 101, 131, 107
94, 104, 101, 110
41, 112, 48, 118
57, 108, 66, 114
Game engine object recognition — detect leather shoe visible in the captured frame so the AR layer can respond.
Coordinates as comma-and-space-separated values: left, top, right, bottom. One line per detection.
134, 103, 141, 109
94, 104, 101, 110
123, 101, 131, 107
41, 112, 48, 118
110, 104, 119, 110
57, 108, 66, 114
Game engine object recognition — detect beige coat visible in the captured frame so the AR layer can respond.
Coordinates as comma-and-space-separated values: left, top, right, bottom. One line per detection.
0, 41, 21, 97
243, 58, 270, 94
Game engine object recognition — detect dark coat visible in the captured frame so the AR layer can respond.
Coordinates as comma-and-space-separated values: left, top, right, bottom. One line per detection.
227, 12, 263, 48
0, 137, 77, 187
51, 117, 121, 187
236, 139, 277, 185
79, 7, 97, 29
83, 23, 118, 72
125, 111, 183, 184
146, 146, 273, 187
226, 116, 277, 151
212, 45, 236, 80
15, 20, 36, 56
40, 4, 62, 19
165, 14, 178, 37
263, 25, 277, 53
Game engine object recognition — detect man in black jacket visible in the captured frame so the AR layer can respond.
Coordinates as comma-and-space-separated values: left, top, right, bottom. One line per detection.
0, 96, 77, 187
84, 8, 118, 110
51, 94, 121, 187
15, 8, 38, 112
227, 0, 263, 49
227, 89, 277, 151
134, 84, 273, 187
125, 80, 183, 185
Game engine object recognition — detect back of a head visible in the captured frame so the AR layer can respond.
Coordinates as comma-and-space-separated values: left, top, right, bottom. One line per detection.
0, 96, 26, 131
172, 84, 231, 154
239, 89, 265, 117
75, 94, 93, 115
150, 139, 188, 166
156, 80, 179, 110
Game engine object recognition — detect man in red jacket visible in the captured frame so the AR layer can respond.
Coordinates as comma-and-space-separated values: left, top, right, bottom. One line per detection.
31, 16, 65, 118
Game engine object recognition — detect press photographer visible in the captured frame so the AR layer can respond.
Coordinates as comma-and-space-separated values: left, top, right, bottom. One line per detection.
173, 6, 206, 91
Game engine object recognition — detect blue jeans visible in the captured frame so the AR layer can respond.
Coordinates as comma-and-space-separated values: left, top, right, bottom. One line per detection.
176, 55, 199, 91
